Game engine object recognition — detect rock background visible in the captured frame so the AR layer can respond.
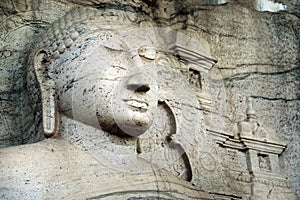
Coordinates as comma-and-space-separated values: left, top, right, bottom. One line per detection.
195, 2, 299, 197
0, 0, 299, 198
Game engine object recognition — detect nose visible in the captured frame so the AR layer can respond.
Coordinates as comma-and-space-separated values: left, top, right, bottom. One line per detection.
125, 47, 157, 93
126, 73, 151, 93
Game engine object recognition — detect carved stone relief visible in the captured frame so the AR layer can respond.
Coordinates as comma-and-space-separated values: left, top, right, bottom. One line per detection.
212, 97, 297, 199
0, 5, 215, 199
0, 1, 298, 199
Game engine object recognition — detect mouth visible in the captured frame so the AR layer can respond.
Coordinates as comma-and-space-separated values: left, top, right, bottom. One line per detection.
123, 99, 149, 112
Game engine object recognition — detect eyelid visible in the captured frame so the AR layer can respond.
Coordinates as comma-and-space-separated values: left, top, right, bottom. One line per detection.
102, 40, 125, 51
138, 47, 156, 60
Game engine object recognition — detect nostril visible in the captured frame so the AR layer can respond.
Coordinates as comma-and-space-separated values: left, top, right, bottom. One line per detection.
136, 85, 150, 93
127, 84, 150, 93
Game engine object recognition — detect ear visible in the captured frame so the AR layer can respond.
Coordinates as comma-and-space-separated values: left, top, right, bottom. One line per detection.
34, 50, 60, 137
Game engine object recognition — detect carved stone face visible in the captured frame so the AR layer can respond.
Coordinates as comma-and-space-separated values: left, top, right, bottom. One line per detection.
94, 44, 159, 137
53, 30, 159, 137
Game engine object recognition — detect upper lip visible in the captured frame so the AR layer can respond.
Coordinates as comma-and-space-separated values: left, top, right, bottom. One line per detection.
123, 99, 149, 111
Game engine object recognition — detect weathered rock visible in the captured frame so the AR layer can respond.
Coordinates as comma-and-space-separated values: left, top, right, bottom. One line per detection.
0, 1, 299, 199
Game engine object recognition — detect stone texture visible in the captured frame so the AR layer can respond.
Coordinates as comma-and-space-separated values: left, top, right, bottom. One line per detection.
0, 138, 212, 199
0, 0, 299, 199
192, 3, 299, 197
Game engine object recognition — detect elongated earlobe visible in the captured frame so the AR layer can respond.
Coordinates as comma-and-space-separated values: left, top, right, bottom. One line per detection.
34, 51, 59, 137
40, 82, 60, 137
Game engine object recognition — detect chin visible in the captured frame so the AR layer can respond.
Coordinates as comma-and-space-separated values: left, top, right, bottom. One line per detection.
97, 108, 153, 137
117, 116, 151, 137
99, 117, 151, 137
120, 125, 148, 137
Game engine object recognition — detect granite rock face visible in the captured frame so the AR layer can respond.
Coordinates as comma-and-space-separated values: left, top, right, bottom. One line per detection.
0, 0, 299, 199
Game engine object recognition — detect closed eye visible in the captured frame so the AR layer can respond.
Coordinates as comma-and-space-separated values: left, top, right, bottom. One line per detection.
102, 39, 125, 51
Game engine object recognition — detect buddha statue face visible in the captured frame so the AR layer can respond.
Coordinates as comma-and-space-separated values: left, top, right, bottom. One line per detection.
97, 47, 158, 136
65, 30, 159, 136
29, 7, 206, 148
33, 27, 160, 137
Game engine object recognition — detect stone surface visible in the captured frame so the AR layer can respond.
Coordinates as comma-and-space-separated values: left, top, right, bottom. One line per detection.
1, 4, 214, 199
0, 138, 213, 199
0, 1, 299, 199
255, 0, 287, 12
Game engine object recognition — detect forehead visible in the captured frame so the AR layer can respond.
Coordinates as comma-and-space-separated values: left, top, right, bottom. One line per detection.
49, 28, 175, 76
96, 28, 163, 51
53, 28, 160, 58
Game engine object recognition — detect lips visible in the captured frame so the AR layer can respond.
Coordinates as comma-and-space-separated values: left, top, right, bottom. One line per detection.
123, 99, 149, 112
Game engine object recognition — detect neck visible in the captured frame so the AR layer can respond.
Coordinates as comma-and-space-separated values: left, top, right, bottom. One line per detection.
59, 114, 138, 150
58, 114, 181, 174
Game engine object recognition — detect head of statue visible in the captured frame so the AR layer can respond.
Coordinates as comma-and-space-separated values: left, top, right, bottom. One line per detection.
26, 6, 209, 182
27, 7, 167, 138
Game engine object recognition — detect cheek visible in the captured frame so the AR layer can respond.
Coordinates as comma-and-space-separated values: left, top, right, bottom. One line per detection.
96, 79, 124, 120
148, 88, 159, 107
